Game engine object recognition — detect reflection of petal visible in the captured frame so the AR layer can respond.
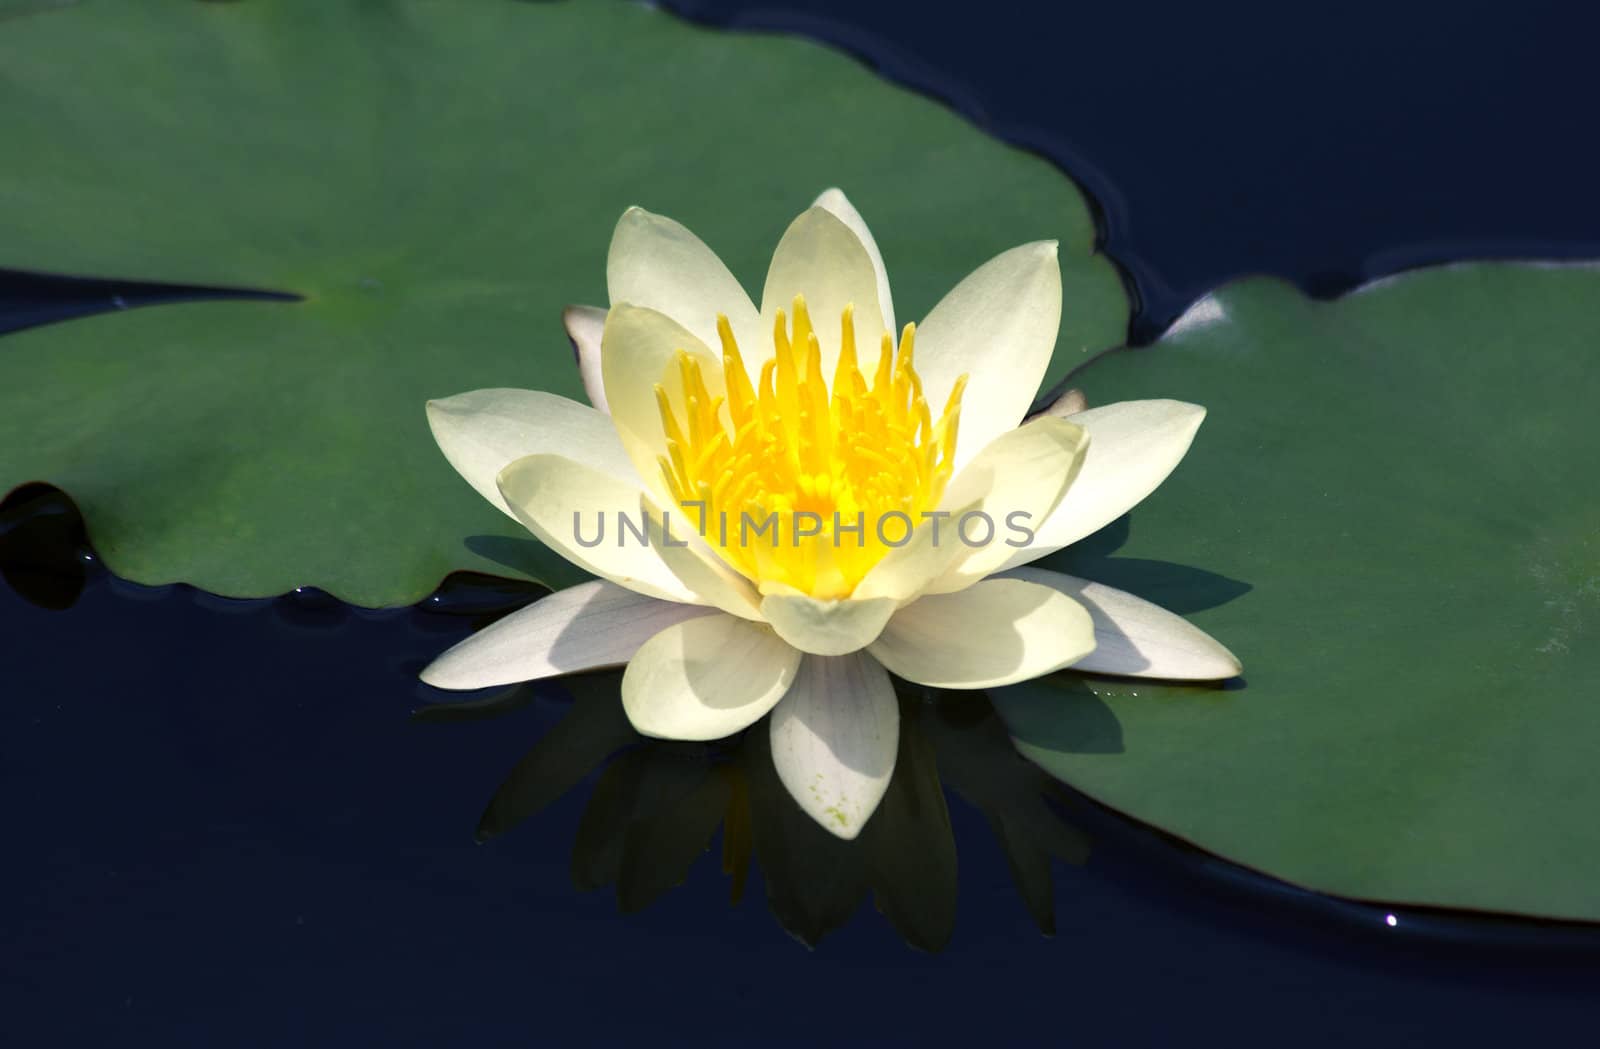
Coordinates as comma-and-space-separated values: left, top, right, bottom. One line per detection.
570, 749, 652, 893
617, 761, 732, 914
571, 747, 712, 897
741, 728, 869, 947
475, 674, 642, 841
927, 693, 1090, 936
720, 768, 754, 905
860, 704, 957, 952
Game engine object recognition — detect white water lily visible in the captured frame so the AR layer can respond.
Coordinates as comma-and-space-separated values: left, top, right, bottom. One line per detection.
422, 189, 1238, 839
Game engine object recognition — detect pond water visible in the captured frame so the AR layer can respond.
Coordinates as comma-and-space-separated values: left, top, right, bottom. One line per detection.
6, 1, 1600, 1043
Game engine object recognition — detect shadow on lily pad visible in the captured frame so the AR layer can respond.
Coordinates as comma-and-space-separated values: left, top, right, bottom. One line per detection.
1039, 514, 1254, 617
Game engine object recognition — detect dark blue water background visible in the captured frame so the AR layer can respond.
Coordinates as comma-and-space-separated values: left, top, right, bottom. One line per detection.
5, 1, 1600, 1043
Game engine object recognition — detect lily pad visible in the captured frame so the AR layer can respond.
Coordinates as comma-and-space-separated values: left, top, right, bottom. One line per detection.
992, 263, 1600, 921
0, 0, 1126, 606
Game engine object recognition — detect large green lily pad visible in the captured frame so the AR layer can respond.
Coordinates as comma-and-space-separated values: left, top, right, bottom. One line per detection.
0, 0, 1126, 606
993, 264, 1600, 921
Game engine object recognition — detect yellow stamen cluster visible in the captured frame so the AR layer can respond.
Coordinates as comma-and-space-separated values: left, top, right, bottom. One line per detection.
655, 295, 967, 600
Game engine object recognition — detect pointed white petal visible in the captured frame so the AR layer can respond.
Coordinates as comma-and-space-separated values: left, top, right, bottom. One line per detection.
1033, 386, 1087, 418
1005, 567, 1240, 680
496, 453, 697, 604
770, 651, 899, 840
640, 495, 763, 621
812, 188, 895, 333
869, 577, 1095, 689
420, 581, 713, 691
562, 304, 610, 414
426, 388, 635, 520
760, 205, 889, 381
1001, 399, 1206, 570
924, 415, 1090, 594
606, 206, 761, 356
914, 241, 1062, 473
600, 303, 723, 502
759, 587, 897, 656
850, 506, 971, 603
622, 615, 801, 741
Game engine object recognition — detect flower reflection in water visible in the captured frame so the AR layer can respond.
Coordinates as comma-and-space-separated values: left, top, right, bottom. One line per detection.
416, 671, 1088, 950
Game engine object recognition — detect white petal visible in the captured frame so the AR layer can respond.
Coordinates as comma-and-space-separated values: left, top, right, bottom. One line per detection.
1004, 567, 1241, 680
925, 415, 1090, 594
496, 453, 697, 604
640, 495, 763, 621
869, 577, 1095, 689
600, 303, 724, 502
622, 615, 801, 741
913, 241, 1062, 473
850, 508, 970, 604
562, 304, 609, 414
769, 651, 899, 840
426, 388, 636, 520
760, 205, 889, 381
606, 206, 761, 355
1000, 400, 1205, 570
420, 581, 713, 691
759, 587, 897, 656
812, 188, 895, 333
1034, 386, 1086, 418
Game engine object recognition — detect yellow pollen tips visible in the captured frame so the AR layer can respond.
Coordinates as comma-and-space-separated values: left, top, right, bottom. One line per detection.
654, 296, 967, 599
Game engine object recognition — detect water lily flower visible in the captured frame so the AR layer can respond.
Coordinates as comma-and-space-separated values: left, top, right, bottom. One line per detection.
421, 189, 1239, 839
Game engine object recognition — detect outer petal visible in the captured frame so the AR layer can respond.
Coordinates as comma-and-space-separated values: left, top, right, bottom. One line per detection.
913, 241, 1062, 473
812, 188, 894, 333
1005, 567, 1241, 680
600, 303, 724, 502
420, 580, 713, 691
606, 206, 761, 355
496, 453, 697, 604
759, 587, 897, 656
760, 205, 889, 380
769, 651, 899, 840
426, 388, 635, 520
622, 614, 801, 741
924, 415, 1090, 594
562, 304, 609, 414
869, 577, 1095, 689
1000, 400, 1206, 570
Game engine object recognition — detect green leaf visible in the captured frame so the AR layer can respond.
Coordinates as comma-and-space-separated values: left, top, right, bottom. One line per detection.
991, 264, 1600, 921
0, 0, 1126, 606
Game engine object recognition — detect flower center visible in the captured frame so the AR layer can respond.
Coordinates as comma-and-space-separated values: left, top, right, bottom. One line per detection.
655, 295, 967, 600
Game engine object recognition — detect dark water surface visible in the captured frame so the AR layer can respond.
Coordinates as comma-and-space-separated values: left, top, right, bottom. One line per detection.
6, 1, 1600, 1044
